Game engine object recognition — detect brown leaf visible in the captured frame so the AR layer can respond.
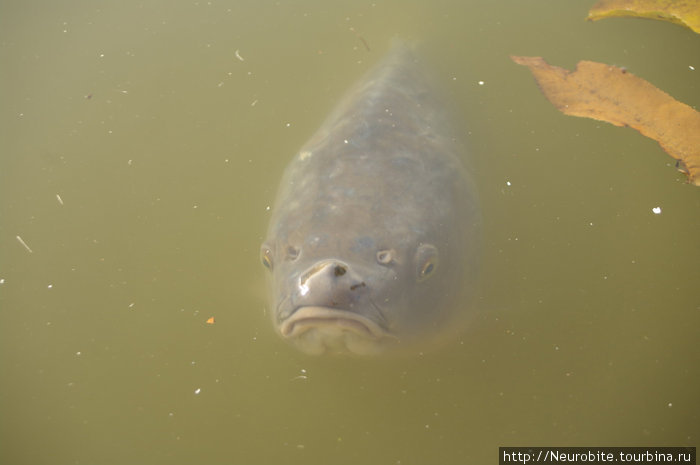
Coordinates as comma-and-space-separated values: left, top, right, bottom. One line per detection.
587, 0, 700, 34
511, 55, 700, 186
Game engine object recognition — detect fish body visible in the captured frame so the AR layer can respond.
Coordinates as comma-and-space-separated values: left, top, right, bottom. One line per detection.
261, 44, 480, 355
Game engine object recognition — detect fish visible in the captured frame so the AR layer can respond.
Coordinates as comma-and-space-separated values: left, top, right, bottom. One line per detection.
260, 43, 481, 355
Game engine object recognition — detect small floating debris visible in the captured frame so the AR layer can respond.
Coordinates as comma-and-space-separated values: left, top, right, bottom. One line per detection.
206, 316, 215, 325
56, 194, 64, 205
234, 49, 244, 62
16, 235, 33, 253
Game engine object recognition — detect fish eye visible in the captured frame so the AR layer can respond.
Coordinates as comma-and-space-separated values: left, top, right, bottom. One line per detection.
261, 246, 273, 270
414, 244, 438, 282
376, 249, 394, 265
285, 245, 300, 261
420, 260, 436, 279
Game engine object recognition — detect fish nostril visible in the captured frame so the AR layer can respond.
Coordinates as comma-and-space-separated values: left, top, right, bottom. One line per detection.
334, 265, 347, 277
300, 262, 349, 286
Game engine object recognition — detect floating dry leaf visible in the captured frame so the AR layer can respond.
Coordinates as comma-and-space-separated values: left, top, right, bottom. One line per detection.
588, 0, 700, 34
511, 56, 700, 185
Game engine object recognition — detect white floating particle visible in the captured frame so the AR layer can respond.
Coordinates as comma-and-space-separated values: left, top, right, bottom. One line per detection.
478, 80, 485, 86
234, 49, 244, 61
690, 65, 695, 71
285, 122, 291, 127
0, 278, 5, 284
47, 284, 53, 289
506, 181, 511, 186
652, 206, 662, 215
16, 235, 33, 253
56, 194, 64, 205
194, 388, 201, 395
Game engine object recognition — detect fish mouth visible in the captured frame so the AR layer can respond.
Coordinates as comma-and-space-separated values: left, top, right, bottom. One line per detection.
281, 306, 388, 338
279, 306, 396, 354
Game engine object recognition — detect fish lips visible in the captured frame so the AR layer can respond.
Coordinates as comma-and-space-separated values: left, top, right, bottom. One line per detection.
279, 306, 397, 354
280, 306, 389, 339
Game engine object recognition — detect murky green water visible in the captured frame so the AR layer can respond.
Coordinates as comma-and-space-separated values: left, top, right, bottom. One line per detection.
1, 1, 698, 464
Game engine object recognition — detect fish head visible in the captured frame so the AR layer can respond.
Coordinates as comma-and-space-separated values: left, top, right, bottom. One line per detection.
260, 228, 465, 355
